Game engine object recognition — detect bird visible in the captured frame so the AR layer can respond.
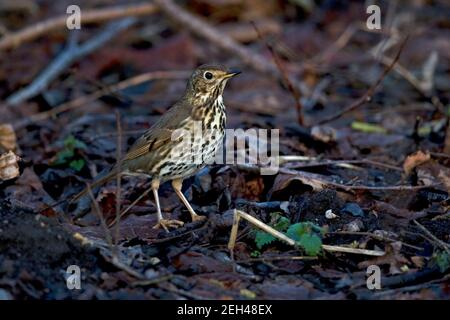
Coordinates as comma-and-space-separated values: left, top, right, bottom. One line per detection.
71, 64, 240, 231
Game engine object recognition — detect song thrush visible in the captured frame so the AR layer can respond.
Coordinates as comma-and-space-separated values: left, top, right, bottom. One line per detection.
72, 65, 240, 231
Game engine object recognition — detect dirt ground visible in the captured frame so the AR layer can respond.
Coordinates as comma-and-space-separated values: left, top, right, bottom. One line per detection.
0, 0, 449, 300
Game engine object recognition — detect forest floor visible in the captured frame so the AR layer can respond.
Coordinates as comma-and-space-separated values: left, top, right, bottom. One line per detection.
0, 0, 449, 299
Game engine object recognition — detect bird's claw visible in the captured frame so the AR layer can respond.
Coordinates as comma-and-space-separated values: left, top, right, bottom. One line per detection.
153, 219, 184, 232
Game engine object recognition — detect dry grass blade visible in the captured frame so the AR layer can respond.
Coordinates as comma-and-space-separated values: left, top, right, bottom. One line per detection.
228, 210, 385, 257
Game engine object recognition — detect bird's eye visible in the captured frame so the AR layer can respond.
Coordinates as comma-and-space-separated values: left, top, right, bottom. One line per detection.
204, 72, 213, 80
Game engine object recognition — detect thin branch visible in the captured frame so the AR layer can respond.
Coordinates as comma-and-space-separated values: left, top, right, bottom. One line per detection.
317, 35, 409, 125
108, 188, 152, 228
11, 70, 189, 130
413, 220, 450, 254
0, 3, 158, 51
114, 111, 122, 248
6, 18, 136, 106
276, 167, 437, 192
251, 21, 304, 126
85, 183, 113, 250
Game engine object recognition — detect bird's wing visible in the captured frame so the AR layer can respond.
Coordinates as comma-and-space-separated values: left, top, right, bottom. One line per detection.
123, 101, 192, 162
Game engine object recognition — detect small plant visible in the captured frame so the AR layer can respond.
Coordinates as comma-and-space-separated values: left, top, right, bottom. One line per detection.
432, 250, 450, 272
253, 213, 324, 256
54, 135, 87, 172
254, 212, 290, 249
286, 222, 324, 256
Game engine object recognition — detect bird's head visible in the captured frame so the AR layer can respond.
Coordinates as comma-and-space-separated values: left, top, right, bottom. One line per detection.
185, 64, 240, 105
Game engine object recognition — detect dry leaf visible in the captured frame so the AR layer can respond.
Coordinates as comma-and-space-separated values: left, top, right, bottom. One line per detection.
438, 170, 450, 194
0, 124, 17, 152
403, 150, 430, 176
0, 151, 20, 181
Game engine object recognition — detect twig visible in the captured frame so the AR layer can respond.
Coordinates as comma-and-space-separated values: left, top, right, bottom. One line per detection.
317, 35, 409, 125
279, 155, 403, 172
313, 23, 359, 64
0, 3, 158, 51
6, 18, 136, 106
413, 220, 450, 254
108, 188, 152, 228
153, 0, 310, 97
11, 71, 189, 130
114, 111, 122, 248
237, 256, 317, 263
330, 231, 424, 251
228, 210, 385, 257
87, 182, 145, 279
277, 167, 437, 192
85, 183, 113, 250
251, 22, 304, 126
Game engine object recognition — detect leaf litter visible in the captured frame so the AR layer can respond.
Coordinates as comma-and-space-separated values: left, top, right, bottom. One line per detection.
0, 0, 449, 300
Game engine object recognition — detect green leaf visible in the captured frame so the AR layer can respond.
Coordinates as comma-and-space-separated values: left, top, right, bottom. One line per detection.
64, 135, 87, 150
298, 233, 322, 256
287, 222, 323, 256
254, 214, 290, 249
69, 159, 85, 172
351, 121, 387, 134
255, 231, 276, 250
274, 216, 290, 232
286, 222, 308, 240
434, 251, 450, 272
250, 250, 261, 258
55, 149, 74, 164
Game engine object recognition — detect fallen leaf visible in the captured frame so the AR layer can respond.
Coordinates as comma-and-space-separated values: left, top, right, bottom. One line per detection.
0, 151, 19, 181
403, 150, 430, 176
358, 242, 409, 275
0, 124, 17, 152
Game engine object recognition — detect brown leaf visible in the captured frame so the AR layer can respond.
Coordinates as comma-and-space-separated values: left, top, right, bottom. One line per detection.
0, 151, 20, 181
358, 242, 409, 275
403, 150, 430, 176
0, 124, 17, 152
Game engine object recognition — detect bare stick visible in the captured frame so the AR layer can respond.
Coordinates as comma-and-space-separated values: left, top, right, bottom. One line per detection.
108, 188, 152, 228
85, 183, 113, 250
413, 220, 450, 254
6, 18, 136, 106
228, 210, 385, 257
11, 70, 189, 130
279, 155, 403, 172
87, 178, 144, 279
278, 167, 440, 192
251, 22, 304, 126
0, 3, 158, 51
114, 111, 122, 248
317, 35, 409, 125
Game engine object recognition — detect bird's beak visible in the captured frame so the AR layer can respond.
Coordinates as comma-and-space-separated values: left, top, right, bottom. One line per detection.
223, 69, 241, 79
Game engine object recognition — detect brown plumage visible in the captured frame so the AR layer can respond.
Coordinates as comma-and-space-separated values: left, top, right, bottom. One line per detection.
72, 64, 240, 231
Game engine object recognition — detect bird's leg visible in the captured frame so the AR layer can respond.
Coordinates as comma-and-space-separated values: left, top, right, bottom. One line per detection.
172, 178, 206, 222
151, 179, 184, 232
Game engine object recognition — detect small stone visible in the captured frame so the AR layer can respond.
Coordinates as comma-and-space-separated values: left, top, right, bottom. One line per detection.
149, 257, 160, 265
344, 219, 364, 232
341, 203, 365, 217
325, 209, 338, 219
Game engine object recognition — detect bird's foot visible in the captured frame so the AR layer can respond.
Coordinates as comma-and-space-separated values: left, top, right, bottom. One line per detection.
153, 219, 184, 232
191, 214, 206, 222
